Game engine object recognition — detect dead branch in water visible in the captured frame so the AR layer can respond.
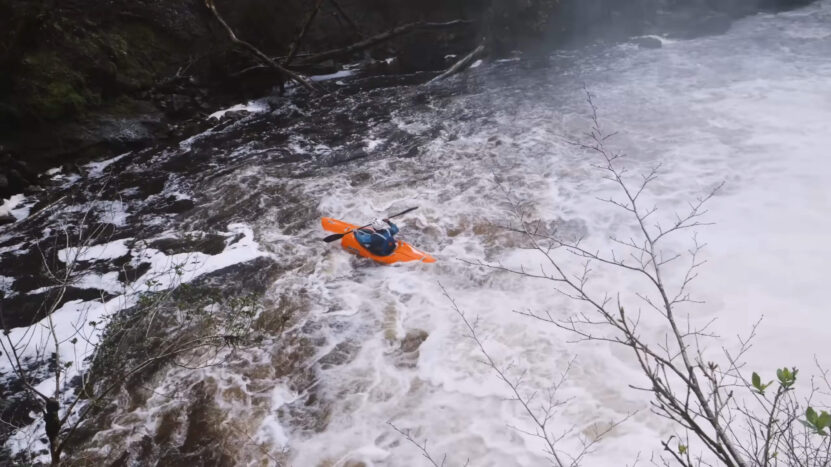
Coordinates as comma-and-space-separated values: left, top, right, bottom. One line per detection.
283, 0, 325, 67
204, 0, 316, 92
297, 19, 474, 65
427, 44, 485, 84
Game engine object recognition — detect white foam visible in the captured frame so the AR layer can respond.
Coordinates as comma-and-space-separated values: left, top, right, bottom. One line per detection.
277, 3, 831, 465
8, 2, 831, 463
364, 138, 384, 152
0, 275, 13, 295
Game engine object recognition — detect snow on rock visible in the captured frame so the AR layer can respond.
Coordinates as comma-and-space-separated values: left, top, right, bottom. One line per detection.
2, 222, 267, 460
310, 69, 356, 82
0, 194, 35, 222
58, 238, 132, 263
208, 100, 270, 120
85, 152, 130, 177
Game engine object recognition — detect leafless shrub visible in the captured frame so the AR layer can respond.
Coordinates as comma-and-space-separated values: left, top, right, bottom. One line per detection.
462, 91, 830, 466
1, 199, 264, 466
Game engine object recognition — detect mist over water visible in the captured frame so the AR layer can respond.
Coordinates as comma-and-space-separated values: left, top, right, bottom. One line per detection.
3, 0, 830, 464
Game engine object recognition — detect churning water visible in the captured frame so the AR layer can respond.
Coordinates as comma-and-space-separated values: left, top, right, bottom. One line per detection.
3, 1, 830, 465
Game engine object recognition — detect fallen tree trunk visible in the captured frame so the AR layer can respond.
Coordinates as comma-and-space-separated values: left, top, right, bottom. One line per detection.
205, 0, 316, 92
427, 44, 485, 84
298, 19, 474, 65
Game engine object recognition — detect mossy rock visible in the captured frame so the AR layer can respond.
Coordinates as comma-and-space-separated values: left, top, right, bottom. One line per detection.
17, 49, 100, 120
107, 23, 175, 90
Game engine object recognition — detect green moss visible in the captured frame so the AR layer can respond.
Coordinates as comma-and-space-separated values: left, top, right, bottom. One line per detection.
18, 50, 99, 120
107, 23, 174, 90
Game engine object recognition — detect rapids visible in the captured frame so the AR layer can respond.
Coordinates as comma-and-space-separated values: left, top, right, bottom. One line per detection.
2, 1, 830, 464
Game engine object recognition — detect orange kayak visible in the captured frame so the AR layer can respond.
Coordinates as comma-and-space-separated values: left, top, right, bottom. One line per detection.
321, 217, 436, 264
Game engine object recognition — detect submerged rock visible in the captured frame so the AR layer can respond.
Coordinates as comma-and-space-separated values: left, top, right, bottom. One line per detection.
633, 36, 663, 49
400, 329, 429, 353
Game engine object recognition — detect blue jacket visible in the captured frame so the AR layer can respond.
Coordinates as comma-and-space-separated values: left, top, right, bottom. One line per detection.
354, 221, 399, 256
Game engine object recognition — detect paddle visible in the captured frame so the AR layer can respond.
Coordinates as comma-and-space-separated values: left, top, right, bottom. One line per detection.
322, 207, 418, 243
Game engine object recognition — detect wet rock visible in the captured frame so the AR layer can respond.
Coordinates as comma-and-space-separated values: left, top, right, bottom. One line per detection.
318, 340, 360, 369
165, 198, 195, 214
327, 150, 369, 167
83, 104, 168, 149
148, 233, 227, 256
161, 94, 195, 118
1, 287, 116, 330
117, 262, 152, 284
633, 36, 662, 49
0, 214, 15, 225
218, 110, 251, 122
142, 196, 195, 215
0, 165, 36, 199
10, 275, 44, 294
400, 329, 429, 353
401, 146, 419, 158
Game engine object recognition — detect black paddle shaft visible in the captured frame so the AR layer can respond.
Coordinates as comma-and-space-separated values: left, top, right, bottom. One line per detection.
322, 207, 418, 243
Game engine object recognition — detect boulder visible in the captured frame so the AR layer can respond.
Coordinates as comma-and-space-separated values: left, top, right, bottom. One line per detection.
633, 36, 663, 49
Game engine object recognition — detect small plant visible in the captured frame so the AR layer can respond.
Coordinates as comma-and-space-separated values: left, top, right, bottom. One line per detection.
803, 407, 831, 436
776, 367, 798, 389
751, 372, 773, 395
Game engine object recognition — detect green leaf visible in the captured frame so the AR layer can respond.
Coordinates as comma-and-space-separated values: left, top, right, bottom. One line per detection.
776, 367, 798, 388
818, 411, 831, 430
807, 407, 818, 424
678, 444, 687, 455
752, 372, 761, 389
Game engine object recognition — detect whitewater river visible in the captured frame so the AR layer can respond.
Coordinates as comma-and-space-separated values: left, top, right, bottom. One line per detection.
2, 1, 830, 465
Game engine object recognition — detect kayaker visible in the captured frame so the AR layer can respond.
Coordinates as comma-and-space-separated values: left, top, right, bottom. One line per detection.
354, 218, 399, 256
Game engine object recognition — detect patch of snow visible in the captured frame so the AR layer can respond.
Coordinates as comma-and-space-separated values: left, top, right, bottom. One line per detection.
208, 100, 270, 120
0, 194, 33, 221
86, 152, 130, 178
73, 271, 123, 294
3, 223, 267, 461
310, 69, 356, 82
58, 238, 132, 263
62, 200, 129, 227
469, 59, 483, 68
132, 223, 266, 291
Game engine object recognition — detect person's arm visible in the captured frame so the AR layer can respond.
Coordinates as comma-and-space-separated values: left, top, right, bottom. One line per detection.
384, 219, 399, 235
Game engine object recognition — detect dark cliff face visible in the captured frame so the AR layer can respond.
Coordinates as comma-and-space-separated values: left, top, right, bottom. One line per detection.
0, 0, 489, 197
0, 0, 224, 198
0, 0, 818, 199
